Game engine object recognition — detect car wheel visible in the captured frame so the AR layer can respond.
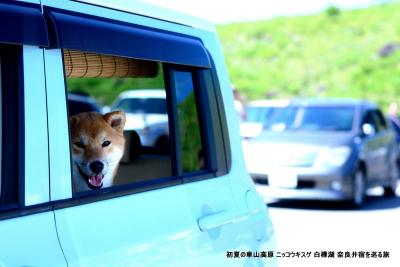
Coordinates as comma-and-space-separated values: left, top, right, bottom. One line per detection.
383, 158, 398, 197
351, 168, 366, 207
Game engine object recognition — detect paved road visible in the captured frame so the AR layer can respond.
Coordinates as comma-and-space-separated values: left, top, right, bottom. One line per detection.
256, 184, 400, 267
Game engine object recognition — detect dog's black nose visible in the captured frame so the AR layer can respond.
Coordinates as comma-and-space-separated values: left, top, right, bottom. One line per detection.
90, 161, 104, 173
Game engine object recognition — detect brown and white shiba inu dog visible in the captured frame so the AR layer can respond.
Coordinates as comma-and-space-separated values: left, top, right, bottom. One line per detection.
69, 111, 126, 192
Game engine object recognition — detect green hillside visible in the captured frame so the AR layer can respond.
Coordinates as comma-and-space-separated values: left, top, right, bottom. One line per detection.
217, 3, 400, 109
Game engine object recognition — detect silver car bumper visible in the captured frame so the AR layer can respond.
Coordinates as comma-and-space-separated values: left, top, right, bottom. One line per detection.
255, 184, 349, 201
250, 167, 353, 201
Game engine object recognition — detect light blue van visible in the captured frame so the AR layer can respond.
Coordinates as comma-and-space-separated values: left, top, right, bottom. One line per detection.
0, 0, 276, 266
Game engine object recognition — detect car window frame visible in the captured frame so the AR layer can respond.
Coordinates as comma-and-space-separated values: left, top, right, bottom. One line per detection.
0, 2, 232, 212
373, 109, 388, 131
0, 44, 25, 215
362, 109, 378, 131
42, 5, 230, 205
163, 64, 216, 179
0, 0, 54, 220
0, 52, 2, 200
62, 61, 226, 202
0, 0, 233, 217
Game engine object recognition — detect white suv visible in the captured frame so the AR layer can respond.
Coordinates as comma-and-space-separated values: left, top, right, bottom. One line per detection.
111, 89, 169, 150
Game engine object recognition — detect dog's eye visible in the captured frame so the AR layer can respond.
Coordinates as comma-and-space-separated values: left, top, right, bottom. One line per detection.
74, 141, 86, 148
102, 140, 111, 147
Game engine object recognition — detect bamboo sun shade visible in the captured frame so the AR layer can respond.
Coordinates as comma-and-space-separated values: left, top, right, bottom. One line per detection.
63, 49, 159, 78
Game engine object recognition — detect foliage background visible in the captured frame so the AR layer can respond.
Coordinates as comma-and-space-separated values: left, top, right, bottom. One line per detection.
216, 2, 400, 110
67, 66, 165, 105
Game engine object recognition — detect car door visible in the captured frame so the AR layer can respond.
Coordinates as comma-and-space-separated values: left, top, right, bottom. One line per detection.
371, 109, 397, 184
361, 109, 389, 183
361, 110, 381, 182
0, 2, 66, 265
43, 1, 275, 266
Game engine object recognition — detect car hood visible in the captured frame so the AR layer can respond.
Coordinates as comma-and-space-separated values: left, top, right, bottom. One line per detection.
243, 131, 354, 168
124, 113, 168, 130
251, 130, 354, 147
240, 122, 263, 138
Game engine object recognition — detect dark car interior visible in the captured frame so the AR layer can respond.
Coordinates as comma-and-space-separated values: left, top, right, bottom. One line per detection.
67, 92, 101, 116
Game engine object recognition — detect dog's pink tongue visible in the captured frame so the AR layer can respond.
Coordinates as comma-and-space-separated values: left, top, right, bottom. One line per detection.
88, 174, 103, 187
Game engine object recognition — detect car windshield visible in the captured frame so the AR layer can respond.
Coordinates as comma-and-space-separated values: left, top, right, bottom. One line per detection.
114, 98, 167, 114
246, 106, 276, 123
248, 105, 355, 132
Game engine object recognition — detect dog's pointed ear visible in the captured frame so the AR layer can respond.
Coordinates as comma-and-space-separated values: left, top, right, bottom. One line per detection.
69, 116, 79, 129
103, 111, 126, 133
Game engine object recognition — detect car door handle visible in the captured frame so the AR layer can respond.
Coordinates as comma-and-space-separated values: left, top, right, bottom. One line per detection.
197, 209, 265, 232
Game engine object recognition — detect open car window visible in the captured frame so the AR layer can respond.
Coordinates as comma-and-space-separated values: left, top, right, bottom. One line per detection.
64, 50, 216, 195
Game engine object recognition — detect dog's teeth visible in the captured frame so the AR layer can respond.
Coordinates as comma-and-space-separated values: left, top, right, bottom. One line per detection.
88, 174, 103, 187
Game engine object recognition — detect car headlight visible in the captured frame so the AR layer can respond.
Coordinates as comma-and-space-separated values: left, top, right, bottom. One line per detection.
314, 146, 352, 168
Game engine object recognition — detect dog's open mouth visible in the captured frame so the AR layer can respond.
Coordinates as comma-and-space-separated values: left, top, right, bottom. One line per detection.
78, 166, 104, 189
87, 173, 104, 189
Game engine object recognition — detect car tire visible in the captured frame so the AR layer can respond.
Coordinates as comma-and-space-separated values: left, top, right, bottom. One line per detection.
155, 135, 169, 155
351, 168, 366, 208
383, 158, 398, 197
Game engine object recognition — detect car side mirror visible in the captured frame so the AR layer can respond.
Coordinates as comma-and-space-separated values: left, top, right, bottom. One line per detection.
362, 123, 376, 137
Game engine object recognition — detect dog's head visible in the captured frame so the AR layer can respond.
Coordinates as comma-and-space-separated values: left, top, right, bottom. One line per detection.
69, 111, 126, 190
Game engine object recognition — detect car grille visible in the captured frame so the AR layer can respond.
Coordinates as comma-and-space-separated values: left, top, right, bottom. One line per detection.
282, 153, 317, 167
296, 180, 316, 189
255, 152, 318, 168
253, 177, 315, 189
